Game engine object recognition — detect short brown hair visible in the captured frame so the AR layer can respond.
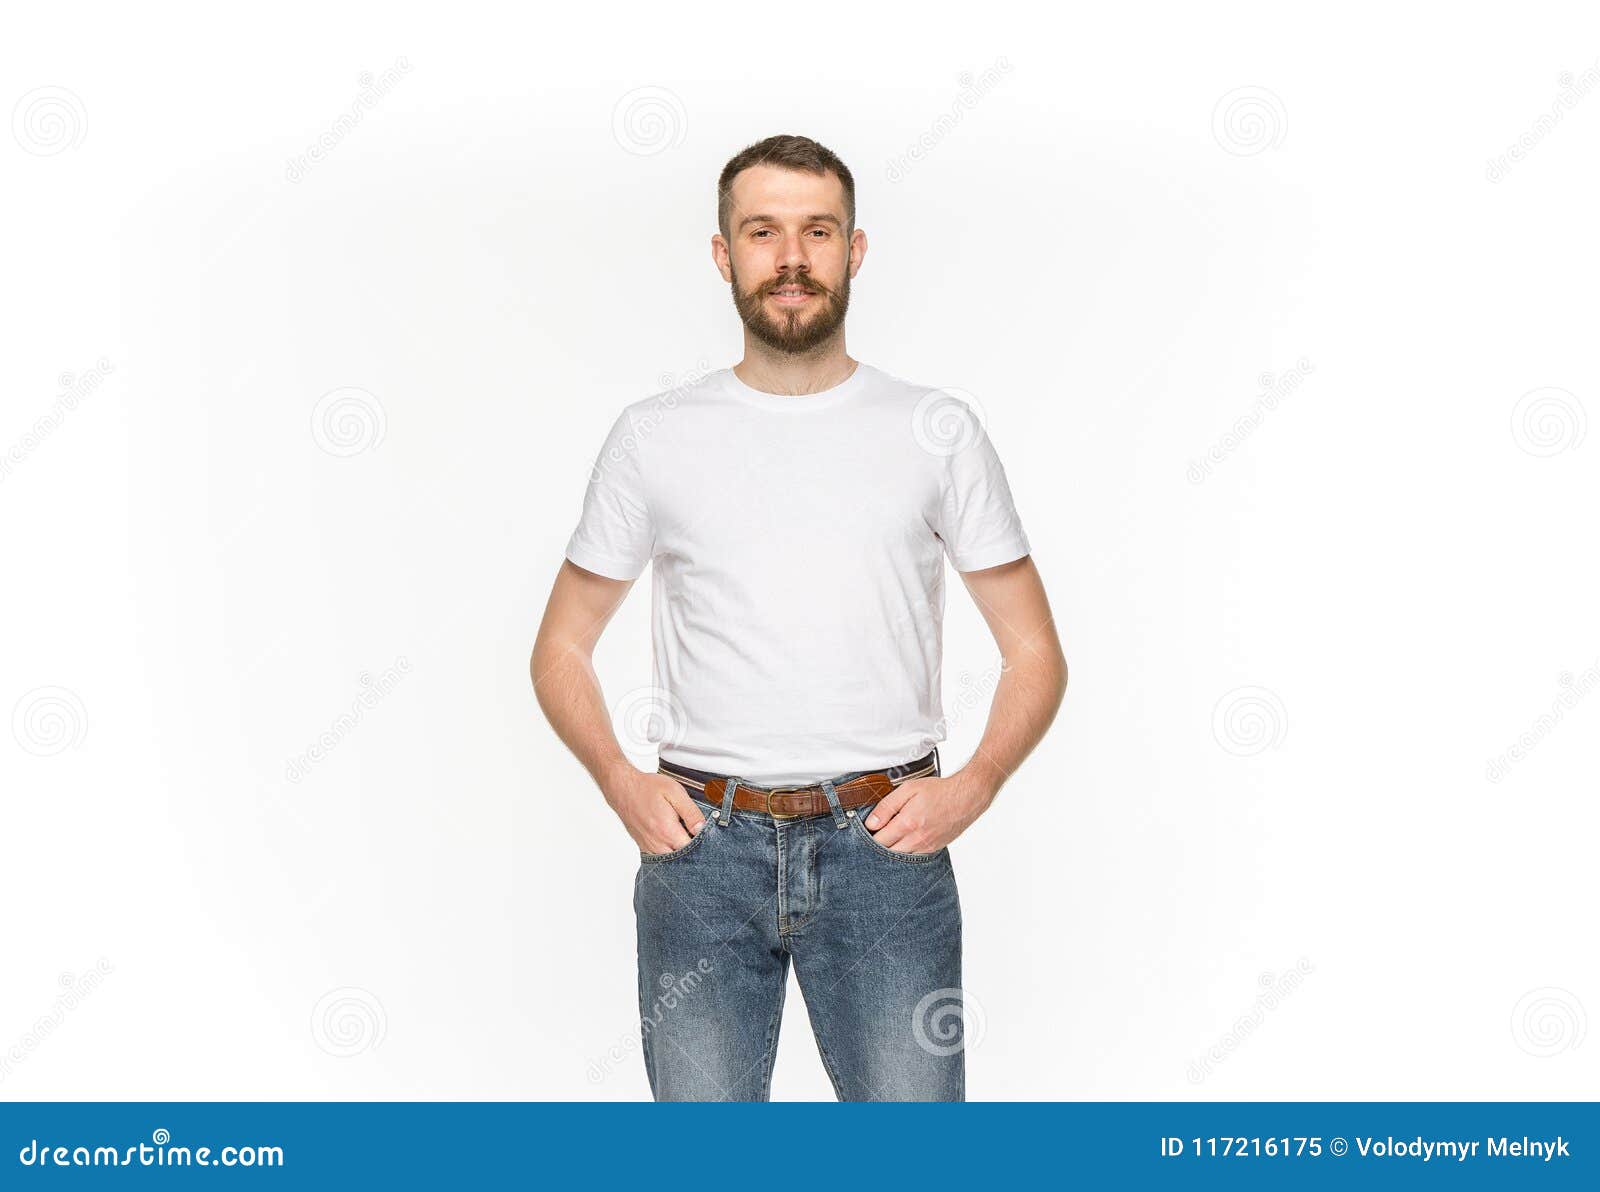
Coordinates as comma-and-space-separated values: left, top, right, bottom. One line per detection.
717, 134, 856, 239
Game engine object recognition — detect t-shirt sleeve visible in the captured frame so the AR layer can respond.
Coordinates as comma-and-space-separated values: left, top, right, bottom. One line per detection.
564, 411, 655, 581
934, 425, 1031, 572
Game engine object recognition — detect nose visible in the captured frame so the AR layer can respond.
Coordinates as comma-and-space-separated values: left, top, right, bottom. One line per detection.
775, 233, 810, 276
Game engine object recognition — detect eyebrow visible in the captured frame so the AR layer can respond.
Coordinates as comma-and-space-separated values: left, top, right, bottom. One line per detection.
737, 213, 843, 230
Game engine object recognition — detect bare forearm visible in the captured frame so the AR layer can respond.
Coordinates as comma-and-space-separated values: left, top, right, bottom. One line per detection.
958, 646, 1067, 799
530, 640, 631, 789
531, 569, 705, 851
531, 561, 639, 791
865, 641, 1066, 852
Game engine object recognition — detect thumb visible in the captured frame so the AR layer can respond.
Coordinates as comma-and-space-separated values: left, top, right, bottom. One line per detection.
659, 777, 709, 835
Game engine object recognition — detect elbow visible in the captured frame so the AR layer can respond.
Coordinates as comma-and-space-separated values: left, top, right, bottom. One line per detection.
1003, 643, 1068, 708
1034, 640, 1068, 712
529, 639, 558, 703
530, 635, 589, 713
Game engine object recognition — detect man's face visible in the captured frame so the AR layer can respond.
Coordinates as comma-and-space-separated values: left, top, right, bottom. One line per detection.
716, 165, 863, 354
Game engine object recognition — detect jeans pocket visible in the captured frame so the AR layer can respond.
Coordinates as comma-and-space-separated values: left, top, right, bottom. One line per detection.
847, 800, 947, 864
638, 797, 717, 864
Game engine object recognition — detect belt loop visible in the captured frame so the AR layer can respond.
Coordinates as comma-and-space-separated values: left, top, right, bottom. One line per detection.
819, 778, 847, 829
718, 778, 740, 826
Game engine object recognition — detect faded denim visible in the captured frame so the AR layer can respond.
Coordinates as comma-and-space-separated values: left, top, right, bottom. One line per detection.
633, 758, 965, 1101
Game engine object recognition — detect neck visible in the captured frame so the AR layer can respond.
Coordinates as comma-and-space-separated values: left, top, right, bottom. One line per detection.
733, 335, 857, 396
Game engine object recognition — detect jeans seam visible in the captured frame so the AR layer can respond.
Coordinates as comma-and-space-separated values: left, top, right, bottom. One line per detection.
758, 979, 787, 1101
812, 1034, 848, 1101
637, 953, 657, 1096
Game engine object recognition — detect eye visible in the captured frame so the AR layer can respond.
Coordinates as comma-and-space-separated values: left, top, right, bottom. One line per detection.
751, 229, 774, 239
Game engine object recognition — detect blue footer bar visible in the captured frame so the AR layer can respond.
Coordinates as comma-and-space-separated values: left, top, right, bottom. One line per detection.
2, 1102, 1594, 1187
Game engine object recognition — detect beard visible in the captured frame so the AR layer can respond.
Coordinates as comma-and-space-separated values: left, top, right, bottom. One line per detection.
730, 265, 851, 354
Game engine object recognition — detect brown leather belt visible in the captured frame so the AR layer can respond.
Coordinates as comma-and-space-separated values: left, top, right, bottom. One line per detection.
658, 751, 937, 819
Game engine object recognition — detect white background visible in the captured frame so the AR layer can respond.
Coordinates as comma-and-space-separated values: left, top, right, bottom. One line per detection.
3, 1, 1596, 1101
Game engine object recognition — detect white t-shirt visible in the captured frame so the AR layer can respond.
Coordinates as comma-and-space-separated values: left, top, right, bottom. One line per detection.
565, 361, 1030, 785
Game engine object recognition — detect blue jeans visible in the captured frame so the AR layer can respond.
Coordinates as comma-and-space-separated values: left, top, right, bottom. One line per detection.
633, 755, 965, 1101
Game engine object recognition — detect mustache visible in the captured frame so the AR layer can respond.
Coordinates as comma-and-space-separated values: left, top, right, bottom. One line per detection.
762, 273, 828, 295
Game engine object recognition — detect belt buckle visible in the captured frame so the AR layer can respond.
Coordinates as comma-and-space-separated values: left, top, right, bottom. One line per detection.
764, 785, 809, 819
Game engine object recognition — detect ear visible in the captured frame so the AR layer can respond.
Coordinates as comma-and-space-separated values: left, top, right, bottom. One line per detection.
710, 233, 733, 283
846, 227, 867, 278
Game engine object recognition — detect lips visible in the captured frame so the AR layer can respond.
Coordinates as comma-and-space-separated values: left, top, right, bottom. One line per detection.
768, 285, 816, 304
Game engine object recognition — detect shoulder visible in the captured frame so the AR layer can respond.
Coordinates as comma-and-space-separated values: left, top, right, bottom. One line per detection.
611, 367, 728, 434
856, 364, 994, 462
591, 369, 728, 458
856, 362, 937, 406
